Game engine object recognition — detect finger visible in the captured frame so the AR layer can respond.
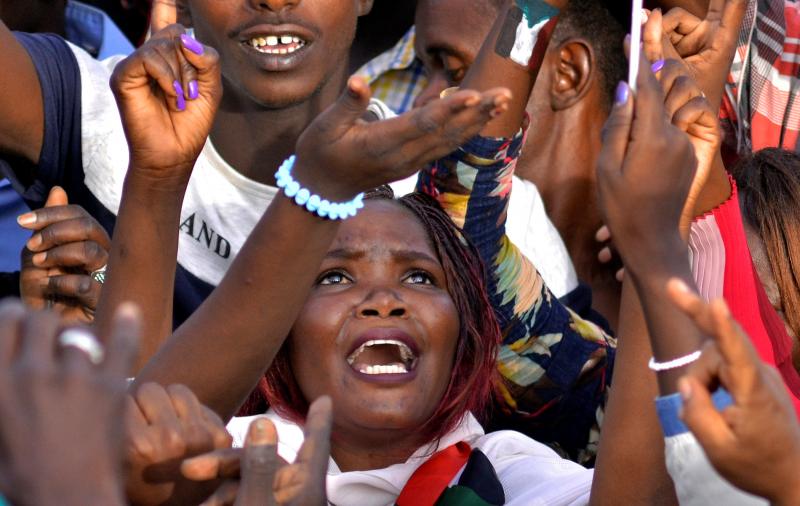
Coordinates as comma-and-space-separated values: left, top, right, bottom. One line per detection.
707, 299, 762, 390
596, 80, 633, 182
685, 340, 724, 389
18, 307, 61, 369
45, 186, 69, 207
236, 417, 279, 506
308, 76, 372, 140
0, 300, 26, 368
296, 396, 333, 482
598, 247, 613, 264
595, 225, 611, 243
643, 8, 664, 64
133, 381, 182, 427
102, 303, 140, 378
27, 216, 111, 253
112, 43, 183, 112
178, 33, 221, 107
17, 204, 95, 232
38, 274, 101, 311
678, 375, 735, 456
29, 241, 108, 272
172, 36, 199, 101
168, 384, 218, 454
182, 448, 243, 481
150, 39, 188, 111
664, 76, 704, 120
202, 406, 234, 450
672, 96, 718, 134
631, 49, 668, 138
662, 7, 702, 43
386, 88, 510, 171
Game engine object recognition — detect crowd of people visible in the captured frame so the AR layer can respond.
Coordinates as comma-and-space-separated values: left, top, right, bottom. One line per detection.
0, 0, 799, 504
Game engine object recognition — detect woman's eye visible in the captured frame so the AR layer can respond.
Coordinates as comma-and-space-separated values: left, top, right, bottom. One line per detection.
405, 271, 434, 285
318, 272, 351, 285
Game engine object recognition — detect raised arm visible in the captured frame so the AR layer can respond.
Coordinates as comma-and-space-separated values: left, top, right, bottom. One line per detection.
101, 23, 511, 417
0, 20, 45, 163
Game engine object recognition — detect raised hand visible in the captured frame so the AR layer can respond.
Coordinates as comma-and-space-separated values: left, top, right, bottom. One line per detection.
667, 280, 800, 505
111, 24, 221, 187
182, 397, 333, 506
124, 383, 233, 506
18, 187, 110, 323
595, 51, 696, 275
659, 0, 747, 110
292, 76, 511, 201
0, 301, 139, 506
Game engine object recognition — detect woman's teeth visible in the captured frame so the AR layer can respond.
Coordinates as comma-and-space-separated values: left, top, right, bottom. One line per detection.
356, 363, 410, 375
248, 35, 306, 55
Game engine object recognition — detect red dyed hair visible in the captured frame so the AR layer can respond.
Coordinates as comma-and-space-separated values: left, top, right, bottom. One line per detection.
256, 190, 501, 446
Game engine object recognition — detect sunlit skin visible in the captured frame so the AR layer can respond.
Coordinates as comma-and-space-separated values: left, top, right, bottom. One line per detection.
177, 0, 372, 184
414, 0, 619, 328
288, 199, 460, 472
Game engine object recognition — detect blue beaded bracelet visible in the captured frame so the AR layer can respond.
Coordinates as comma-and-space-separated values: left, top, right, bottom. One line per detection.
275, 155, 364, 220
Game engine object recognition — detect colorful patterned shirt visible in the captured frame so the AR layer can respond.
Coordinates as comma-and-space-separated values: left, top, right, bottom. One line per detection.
418, 131, 616, 464
722, 0, 800, 155
353, 26, 427, 115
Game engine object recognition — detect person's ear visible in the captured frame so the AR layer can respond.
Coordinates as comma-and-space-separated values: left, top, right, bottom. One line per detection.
549, 39, 594, 111
357, 0, 374, 17
176, 0, 192, 28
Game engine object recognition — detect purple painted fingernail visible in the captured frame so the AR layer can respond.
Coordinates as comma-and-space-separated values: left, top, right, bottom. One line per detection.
188, 80, 199, 100
615, 81, 629, 106
651, 59, 665, 73
173, 80, 186, 111
180, 33, 204, 55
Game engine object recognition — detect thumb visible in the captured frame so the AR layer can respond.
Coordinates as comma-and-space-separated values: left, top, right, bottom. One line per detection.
44, 186, 68, 207
236, 417, 280, 506
311, 76, 372, 139
679, 376, 735, 456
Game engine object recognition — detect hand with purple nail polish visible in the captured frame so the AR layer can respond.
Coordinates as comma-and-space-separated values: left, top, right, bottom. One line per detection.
595, 48, 697, 278
110, 24, 222, 189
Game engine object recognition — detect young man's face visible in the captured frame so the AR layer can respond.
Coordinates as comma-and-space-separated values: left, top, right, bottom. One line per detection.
413, 0, 490, 108
184, 0, 371, 109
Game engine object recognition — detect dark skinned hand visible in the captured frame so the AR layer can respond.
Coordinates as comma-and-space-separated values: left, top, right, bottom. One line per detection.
0, 301, 139, 506
659, 0, 748, 111
111, 24, 221, 188
18, 187, 110, 323
595, 49, 697, 276
181, 397, 333, 506
667, 279, 800, 506
125, 382, 233, 506
291, 76, 511, 201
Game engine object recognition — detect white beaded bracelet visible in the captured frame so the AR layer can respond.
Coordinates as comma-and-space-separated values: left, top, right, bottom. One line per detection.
275, 155, 364, 220
648, 351, 702, 372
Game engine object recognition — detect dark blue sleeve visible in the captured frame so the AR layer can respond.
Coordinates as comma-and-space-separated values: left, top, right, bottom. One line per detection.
0, 33, 83, 210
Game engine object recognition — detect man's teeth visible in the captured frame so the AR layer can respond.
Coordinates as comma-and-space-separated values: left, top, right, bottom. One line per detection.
248, 35, 306, 54
356, 363, 410, 375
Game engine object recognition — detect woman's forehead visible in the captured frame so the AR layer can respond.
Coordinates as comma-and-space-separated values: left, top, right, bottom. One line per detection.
330, 200, 437, 258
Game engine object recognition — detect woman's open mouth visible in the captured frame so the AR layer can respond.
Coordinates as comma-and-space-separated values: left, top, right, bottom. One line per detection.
347, 339, 418, 375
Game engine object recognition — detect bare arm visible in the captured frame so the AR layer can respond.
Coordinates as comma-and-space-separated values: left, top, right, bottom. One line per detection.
0, 21, 45, 163
461, 0, 564, 137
